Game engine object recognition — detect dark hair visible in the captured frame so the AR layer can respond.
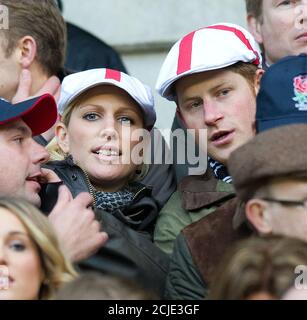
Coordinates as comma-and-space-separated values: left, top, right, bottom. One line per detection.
55, 0, 63, 12
210, 236, 307, 300
0, 0, 67, 76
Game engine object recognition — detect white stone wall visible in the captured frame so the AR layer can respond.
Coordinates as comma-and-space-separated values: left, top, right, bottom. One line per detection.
63, 0, 247, 131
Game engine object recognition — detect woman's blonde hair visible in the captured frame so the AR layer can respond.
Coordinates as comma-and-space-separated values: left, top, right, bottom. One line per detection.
46, 97, 80, 162
47, 86, 150, 180
0, 197, 77, 300
210, 236, 307, 300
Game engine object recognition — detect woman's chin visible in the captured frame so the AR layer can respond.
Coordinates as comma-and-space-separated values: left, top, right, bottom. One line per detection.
90, 171, 128, 185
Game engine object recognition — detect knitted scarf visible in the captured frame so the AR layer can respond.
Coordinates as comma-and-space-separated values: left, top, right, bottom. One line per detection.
208, 157, 232, 184
95, 188, 134, 213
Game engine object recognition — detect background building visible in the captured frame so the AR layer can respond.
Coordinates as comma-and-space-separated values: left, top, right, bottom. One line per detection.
63, 0, 247, 131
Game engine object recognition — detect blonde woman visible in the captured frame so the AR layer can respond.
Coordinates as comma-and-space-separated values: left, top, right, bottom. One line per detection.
44, 68, 159, 234
0, 197, 77, 300
41, 69, 169, 297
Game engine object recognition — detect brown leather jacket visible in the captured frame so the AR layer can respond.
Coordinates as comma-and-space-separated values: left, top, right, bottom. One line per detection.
164, 170, 251, 299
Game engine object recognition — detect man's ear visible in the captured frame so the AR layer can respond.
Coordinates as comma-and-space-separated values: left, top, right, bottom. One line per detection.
55, 122, 70, 154
254, 68, 265, 95
16, 36, 37, 69
245, 199, 273, 235
247, 14, 264, 45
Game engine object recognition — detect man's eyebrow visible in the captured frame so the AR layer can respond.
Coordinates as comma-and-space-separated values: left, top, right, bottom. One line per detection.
180, 81, 231, 103
180, 96, 202, 104
7, 123, 32, 136
208, 81, 231, 93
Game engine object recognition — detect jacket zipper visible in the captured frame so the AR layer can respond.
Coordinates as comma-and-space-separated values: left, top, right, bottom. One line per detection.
72, 155, 146, 208
132, 186, 146, 202
80, 168, 97, 207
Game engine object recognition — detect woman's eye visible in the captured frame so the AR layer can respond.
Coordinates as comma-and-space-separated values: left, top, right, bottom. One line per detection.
119, 117, 132, 125
218, 89, 231, 97
83, 113, 99, 121
9, 241, 26, 252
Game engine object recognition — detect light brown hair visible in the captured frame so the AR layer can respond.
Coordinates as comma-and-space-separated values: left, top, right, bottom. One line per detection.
0, 0, 66, 76
210, 236, 307, 300
56, 272, 158, 300
226, 62, 260, 96
245, 0, 263, 21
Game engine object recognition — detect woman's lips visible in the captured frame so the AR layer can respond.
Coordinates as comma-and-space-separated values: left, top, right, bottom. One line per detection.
94, 153, 121, 162
92, 151, 122, 163
210, 130, 235, 147
92, 146, 123, 162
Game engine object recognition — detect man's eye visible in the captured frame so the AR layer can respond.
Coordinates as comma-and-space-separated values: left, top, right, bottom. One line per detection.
83, 113, 99, 121
13, 137, 23, 144
184, 101, 202, 111
9, 241, 26, 252
278, 0, 296, 6
191, 102, 202, 108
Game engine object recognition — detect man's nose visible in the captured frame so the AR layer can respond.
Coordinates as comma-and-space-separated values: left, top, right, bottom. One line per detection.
31, 140, 50, 165
297, 2, 307, 28
203, 101, 223, 126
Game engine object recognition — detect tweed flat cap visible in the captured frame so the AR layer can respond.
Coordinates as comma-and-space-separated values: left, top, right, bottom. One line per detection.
228, 124, 307, 201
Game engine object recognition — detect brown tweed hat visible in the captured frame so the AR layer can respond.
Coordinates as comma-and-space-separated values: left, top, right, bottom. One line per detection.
228, 124, 307, 202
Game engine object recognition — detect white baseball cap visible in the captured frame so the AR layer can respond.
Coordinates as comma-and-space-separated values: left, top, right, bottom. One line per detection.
58, 68, 156, 129
156, 23, 262, 101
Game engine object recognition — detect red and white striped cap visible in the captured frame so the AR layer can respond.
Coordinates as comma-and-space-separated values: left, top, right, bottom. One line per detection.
156, 23, 262, 101
58, 68, 156, 129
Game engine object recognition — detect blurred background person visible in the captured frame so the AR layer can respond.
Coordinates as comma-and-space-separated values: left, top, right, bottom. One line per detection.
56, 272, 157, 300
0, 197, 77, 300
245, 0, 307, 68
210, 236, 307, 300
56, 0, 127, 73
